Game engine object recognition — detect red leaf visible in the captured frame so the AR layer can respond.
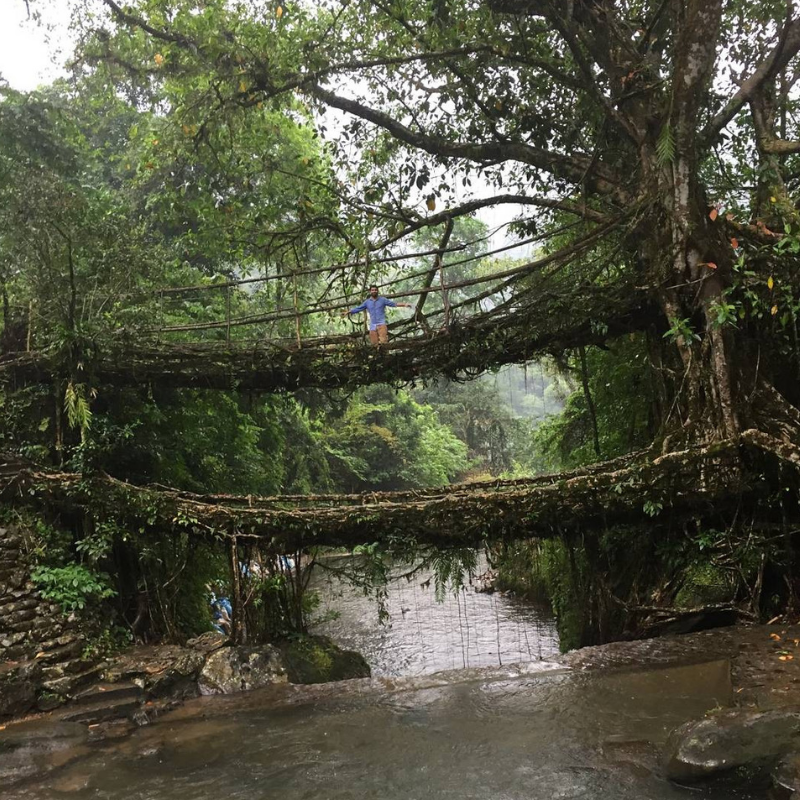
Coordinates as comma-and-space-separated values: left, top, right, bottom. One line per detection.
709, 208, 719, 221
706, 262, 718, 270
730, 237, 738, 249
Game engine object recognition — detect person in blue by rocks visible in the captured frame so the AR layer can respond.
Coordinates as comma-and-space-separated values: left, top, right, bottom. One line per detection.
207, 583, 232, 636
342, 284, 412, 345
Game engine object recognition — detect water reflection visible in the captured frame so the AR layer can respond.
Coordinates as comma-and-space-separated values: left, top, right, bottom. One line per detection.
310, 555, 560, 676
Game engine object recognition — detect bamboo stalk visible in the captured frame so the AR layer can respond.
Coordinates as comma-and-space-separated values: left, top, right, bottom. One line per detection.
26, 300, 33, 352
440, 265, 451, 331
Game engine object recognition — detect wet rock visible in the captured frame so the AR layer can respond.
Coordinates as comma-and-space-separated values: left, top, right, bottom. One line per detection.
0, 719, 90, 786
276, 635, 371, 684
773, 752, 800, 797
147, 650, 205, 700
186, 630, 229, 655
198, 645, 288, 694
42, 663, 105, 697
106, 645, 204, 700
665, 709, 800, 782
641, 605, 739, 639
48, 768, 94, 793
0, 660, 41, 718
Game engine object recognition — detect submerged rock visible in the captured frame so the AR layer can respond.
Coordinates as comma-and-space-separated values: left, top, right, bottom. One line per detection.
665, 709, 800, 782
0, 719, 89, 786
198, 645, 287, 695
276, 635, 371, 684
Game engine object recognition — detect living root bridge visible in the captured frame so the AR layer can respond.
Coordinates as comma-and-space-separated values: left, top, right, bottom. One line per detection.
0, 285, 650, 393
0, 437, 768, 553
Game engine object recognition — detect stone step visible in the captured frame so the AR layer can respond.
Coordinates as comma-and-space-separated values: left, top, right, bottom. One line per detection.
73, 682, 143, 707
0, 596, 38, 615
38, 633, 81, 652
35, 639, 85, 665
41, 657, 91, 680
42, 664, 104, 697
58, 695, 142, 725
0, 642, 35, 660
1, 608, 39, 631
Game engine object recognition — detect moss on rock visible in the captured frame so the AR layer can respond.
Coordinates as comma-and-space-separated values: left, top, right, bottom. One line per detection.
276, 635, 370, 684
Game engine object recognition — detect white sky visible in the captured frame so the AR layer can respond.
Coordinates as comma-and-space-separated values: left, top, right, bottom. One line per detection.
0, 0, 70, 90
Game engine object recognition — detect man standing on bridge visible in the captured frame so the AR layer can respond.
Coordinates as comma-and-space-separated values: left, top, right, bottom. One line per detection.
342, 284, 412, 345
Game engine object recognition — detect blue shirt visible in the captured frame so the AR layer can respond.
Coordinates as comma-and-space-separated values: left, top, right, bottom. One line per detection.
348, 296, 398, 330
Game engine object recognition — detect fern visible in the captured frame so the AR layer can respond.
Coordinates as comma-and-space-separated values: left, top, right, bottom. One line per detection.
430, 548, 479, 601
64, 381, 93, 440
656, 122, 675, 166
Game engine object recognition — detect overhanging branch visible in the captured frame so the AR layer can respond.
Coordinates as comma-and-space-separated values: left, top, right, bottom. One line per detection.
307, 85, 631, 204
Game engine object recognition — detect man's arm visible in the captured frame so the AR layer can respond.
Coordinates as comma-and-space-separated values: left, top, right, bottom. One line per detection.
342, 301, 368, 317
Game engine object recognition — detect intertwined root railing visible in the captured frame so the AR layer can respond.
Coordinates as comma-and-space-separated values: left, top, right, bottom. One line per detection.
1, 215, 651, 391
0, 279, 650, 392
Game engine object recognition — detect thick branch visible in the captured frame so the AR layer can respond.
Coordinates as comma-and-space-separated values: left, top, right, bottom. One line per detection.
308, 85, 631, 204
100, 0, 192, 45
671, 0, 723, 155
376, 194, 613, 249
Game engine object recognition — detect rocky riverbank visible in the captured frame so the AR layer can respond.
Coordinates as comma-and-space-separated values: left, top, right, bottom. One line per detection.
0, 631, 370, 787
555, 624, 800, 793
5, 622, 800, 794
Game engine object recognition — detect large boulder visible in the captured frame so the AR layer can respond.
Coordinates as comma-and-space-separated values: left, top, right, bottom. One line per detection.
198, 645, 287, 695
147, 650, 206, 700
276, 635, 371, 684
665, 710, 800, 782
186, 631, 228, 656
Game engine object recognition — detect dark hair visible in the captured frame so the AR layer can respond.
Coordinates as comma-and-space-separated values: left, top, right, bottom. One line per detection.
369, 284, 378, 291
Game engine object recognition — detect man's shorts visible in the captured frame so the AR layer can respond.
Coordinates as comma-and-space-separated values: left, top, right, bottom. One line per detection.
369, 324, 389, 345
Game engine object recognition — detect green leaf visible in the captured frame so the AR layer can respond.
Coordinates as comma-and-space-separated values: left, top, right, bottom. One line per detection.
656, 123, 675, 166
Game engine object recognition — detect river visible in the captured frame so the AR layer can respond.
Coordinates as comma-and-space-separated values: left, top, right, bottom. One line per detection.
5, 557, 766, 799
309, 555, 560, 675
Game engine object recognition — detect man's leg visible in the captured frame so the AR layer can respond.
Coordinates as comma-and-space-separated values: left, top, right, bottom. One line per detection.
377, 324, 389, 344
369, 328, 379, 346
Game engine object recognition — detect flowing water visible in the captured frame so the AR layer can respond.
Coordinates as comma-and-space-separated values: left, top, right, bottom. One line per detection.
6, 558, 766, 799
310, 556, 560, 675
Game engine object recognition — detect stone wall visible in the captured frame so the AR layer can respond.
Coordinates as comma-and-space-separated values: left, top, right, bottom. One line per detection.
0, 525, 94, 718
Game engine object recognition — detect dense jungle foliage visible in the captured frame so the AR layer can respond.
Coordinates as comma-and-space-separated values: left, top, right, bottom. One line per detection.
0, 73, 558, 645
6, 0, 800, 652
